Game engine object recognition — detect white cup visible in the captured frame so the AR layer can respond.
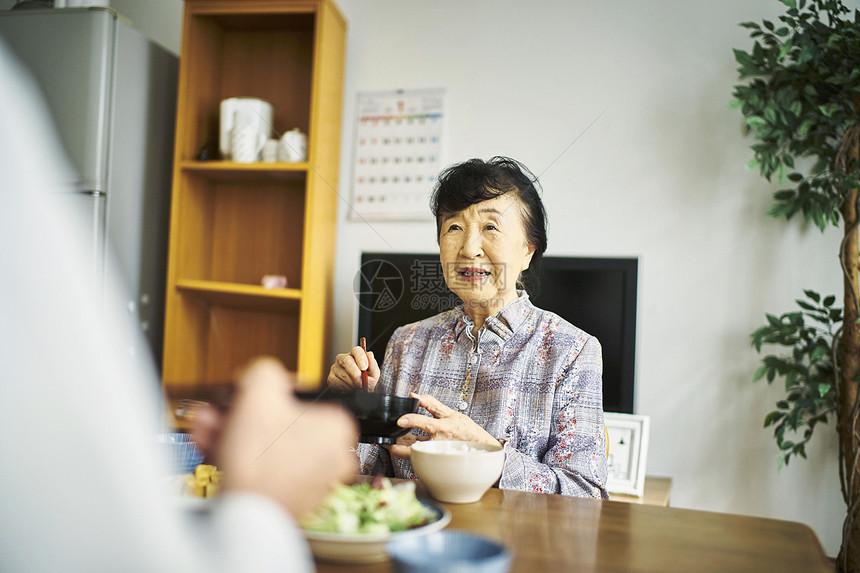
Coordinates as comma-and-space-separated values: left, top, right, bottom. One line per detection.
231, 122, 266, 163
261, 139, 280, 163
220, 98, 273, 160
279, 128, 307, 162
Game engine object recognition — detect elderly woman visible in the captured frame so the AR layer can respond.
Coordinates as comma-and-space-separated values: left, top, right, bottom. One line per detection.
329, 156, 608, 498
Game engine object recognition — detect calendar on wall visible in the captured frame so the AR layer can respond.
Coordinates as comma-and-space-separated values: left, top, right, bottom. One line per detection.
349, 88, 446, 221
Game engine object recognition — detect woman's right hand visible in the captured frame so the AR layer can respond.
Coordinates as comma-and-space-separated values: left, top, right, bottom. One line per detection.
327, 346, 381, 392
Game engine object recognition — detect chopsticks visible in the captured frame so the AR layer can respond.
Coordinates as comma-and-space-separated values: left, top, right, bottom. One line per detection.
360, 336, 369, 391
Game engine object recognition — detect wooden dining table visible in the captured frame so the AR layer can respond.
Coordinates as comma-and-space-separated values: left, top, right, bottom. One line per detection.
314, 480, 832, 573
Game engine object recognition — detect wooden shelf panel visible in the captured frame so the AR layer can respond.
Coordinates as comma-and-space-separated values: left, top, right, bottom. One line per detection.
181, 160, 308, 181
196, 11, 316, 31
176, 279, 301, 313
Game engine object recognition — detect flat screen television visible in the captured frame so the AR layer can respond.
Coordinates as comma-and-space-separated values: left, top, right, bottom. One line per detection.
355, 253, 638, 413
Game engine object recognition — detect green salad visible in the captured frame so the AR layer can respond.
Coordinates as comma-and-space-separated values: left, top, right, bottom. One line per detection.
301, 477, 437, 534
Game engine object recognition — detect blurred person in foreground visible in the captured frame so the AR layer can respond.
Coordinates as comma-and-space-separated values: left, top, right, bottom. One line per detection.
329, 156, 608, 498
0, 40, 356, 573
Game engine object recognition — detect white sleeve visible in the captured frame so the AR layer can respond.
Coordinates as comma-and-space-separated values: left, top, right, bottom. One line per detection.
0, 40, 312, 573
208, 494, 314, 573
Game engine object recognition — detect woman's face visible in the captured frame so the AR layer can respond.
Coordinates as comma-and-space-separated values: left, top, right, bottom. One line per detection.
438, 193, 536, 315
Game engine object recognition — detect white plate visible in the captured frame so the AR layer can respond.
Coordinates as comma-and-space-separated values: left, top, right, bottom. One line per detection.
303, 500, 451, 564
165, 474, 213, 513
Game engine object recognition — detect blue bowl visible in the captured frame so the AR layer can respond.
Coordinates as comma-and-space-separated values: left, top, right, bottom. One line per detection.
158, 433, 205, 475
386, 530, 511, 573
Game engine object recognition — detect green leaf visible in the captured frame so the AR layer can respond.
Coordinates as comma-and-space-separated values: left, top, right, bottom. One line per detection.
814, 209, 827, 231
779, 0, 797, 9
746, 115, 767, 129
754, 364, 768, 382
818, 383, 832, 397
819, 103, 841, 117
797, 45, 815, 65
804, 290, 821, 303
810, 344, 828, 362
778, 38, 794, 59
764, 106, 779, 123
728, 98, 743, 110
789, 100, 802, 117
823, 295, 836, 307
734, 48, 755, 68
764, 411, 785, 426
775, 424, 786, 442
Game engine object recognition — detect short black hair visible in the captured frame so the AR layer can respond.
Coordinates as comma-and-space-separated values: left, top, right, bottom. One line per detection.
430, 156, 548, 292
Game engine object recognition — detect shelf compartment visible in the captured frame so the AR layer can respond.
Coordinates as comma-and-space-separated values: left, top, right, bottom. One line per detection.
175, 170, 306, 287
176, 279, 301, 313
178, 11, 315, 162
181, 160, 308, 181
207, 304, 299, 378
163, 282, 300, 384
164, 293, 300, 383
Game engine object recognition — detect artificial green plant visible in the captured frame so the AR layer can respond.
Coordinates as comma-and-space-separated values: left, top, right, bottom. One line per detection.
731, 0, 860, 569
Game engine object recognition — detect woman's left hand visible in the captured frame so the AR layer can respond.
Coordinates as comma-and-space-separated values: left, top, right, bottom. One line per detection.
389, 393, 501, 458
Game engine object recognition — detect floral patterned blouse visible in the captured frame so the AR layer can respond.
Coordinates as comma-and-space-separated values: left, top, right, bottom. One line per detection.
358, 292, 609, 498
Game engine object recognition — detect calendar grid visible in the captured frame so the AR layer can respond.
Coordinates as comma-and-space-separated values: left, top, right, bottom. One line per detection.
349, 88, 445, 220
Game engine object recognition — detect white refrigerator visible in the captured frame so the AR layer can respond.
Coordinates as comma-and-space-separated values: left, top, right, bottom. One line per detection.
0, 7, 178, 366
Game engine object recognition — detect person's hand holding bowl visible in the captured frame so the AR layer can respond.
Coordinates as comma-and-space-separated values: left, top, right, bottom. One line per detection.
389, 393, 502, 459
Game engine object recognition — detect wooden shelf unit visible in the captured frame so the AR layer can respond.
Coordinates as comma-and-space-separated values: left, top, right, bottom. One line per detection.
162, 0, 346, 391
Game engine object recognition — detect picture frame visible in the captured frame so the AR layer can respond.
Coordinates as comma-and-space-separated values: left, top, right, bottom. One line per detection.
604, 412, 650, 497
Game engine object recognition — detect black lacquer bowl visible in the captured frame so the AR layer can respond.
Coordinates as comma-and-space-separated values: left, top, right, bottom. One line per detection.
340, 392, 420, 445
165, 384, 420, 446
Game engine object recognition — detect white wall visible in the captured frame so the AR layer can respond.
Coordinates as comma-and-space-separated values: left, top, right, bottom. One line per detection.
47, 0, 851, 557
109, 0, 182, 55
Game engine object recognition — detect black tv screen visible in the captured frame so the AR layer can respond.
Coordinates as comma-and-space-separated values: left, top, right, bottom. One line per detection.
355, 254, 637, 413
